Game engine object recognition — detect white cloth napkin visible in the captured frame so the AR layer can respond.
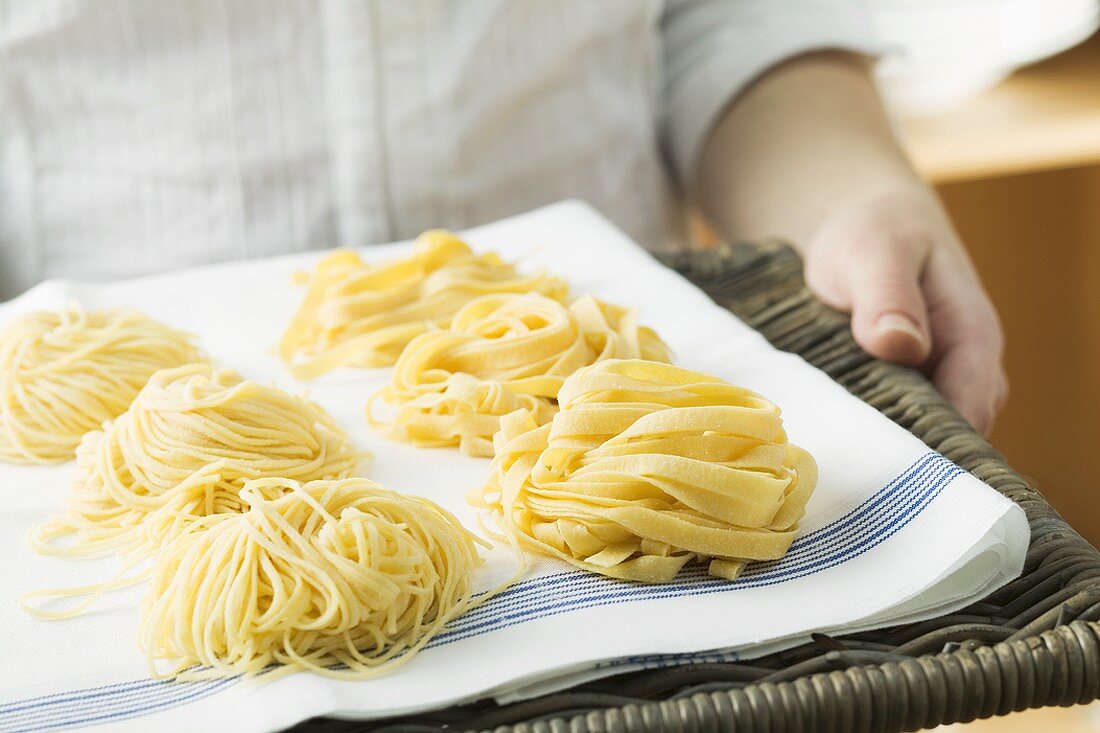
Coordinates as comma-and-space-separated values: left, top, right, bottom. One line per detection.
0, 201, 1027, 733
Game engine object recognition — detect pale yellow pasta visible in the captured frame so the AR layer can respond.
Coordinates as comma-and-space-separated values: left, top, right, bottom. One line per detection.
371, 292, 671, 457
28, 363, 362, 565
0, 305, 202, 464
280, 230, 568, 378
474, 359, 817, 583
140, 477, 484, 680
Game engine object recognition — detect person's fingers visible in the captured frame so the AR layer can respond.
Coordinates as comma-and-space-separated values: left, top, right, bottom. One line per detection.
805, 233, 931, 366
924, 253, 1006, 435
847, 245, 931, 366
996, 367, 1010, 413
799, 188, 1008, 433
930, 337, 1003, 435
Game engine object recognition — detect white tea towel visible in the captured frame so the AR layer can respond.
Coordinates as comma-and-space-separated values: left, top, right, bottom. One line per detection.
0, 201, 1027, 733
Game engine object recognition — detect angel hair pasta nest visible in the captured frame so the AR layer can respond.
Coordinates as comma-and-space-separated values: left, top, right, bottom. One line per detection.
30, 363, 362, 561
371, 292, 670, 456
280, 229, 568, 378
140, 477, 485, 680
474, 359, 818, 583
0, 305, 202, 464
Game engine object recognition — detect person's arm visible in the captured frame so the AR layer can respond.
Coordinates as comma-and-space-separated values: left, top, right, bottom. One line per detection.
692, 51, 1007, 434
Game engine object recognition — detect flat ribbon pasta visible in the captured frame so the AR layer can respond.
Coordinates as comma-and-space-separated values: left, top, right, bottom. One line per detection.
140, 477, 484, 680
28, 363, 362, 564
0, 305, 202, 464
280, 229, 568, 378
372, 293, 671, 456
474, 359, 817, 583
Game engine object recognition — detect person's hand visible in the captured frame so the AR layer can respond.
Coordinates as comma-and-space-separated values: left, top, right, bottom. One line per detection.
802, 186, 1007, 434
694, 51, 1007, 434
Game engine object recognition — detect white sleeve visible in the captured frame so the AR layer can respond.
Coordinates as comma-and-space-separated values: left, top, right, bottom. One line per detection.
661, 0, 887, 191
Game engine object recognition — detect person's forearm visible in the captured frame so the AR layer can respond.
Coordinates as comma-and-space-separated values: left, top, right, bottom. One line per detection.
692, 50, 1007, 435
695, 50, 922, 249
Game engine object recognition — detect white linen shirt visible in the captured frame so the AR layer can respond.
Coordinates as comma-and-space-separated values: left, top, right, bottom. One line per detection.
0, 0, 877, 299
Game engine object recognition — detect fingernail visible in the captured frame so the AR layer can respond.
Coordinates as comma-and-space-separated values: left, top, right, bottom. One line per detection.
876, 312, 926, 345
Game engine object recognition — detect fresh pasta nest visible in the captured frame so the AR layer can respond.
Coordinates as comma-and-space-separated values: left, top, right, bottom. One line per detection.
373, 292, 670, 456
0, 305, 201, 464
30, 363, 361, 560
280, 229, 568, 378
141, 477, 484, 680
475, 359, 818, 583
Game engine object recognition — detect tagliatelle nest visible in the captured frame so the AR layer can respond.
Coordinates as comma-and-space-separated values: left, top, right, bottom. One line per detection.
280, 230, 569, 378
371, 292, 670, 457
473, 359, 818, 583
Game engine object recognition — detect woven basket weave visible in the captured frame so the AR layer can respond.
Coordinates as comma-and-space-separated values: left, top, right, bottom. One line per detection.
296, 243, 1100, 733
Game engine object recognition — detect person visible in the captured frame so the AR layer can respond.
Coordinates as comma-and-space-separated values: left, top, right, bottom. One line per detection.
0, 0, 1006, 433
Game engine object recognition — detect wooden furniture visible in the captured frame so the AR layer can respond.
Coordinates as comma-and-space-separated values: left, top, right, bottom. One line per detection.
901, 32, 1100, 183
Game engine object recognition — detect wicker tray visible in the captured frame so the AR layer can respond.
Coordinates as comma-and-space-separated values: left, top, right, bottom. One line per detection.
295, 243, 1100, 733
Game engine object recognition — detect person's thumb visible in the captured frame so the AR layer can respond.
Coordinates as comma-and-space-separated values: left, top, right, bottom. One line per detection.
808, 239, 932, 366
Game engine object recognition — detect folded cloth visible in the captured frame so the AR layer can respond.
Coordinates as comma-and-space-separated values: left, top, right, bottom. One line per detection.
0, 201, 1027, 733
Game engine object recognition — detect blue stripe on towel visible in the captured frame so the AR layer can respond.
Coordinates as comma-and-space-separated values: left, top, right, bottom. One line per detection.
438, 453, 947, 630
0, 452, 959, 732
427, 455, 958, 646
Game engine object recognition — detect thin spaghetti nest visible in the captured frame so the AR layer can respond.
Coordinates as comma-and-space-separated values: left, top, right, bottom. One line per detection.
0, 305, 202, 464
474, 359, 818, 583
372, 293, 670, 456
280, 230, 568, 378
29, 363, 362, 564
140, 477, 485, 680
